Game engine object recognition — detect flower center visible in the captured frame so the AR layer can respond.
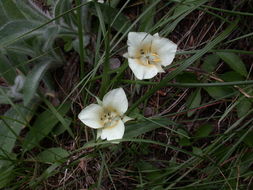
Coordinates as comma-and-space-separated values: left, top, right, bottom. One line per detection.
100, 109, 120, 129
139, 48, 161, 65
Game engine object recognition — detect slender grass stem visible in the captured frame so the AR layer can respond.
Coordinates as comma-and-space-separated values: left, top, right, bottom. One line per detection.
201, 5, 253, 16
121, 80, 253, 87
99, 3, 111, 97
75, 0, 85, 80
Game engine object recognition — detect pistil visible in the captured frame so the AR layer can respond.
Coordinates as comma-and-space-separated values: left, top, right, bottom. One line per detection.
100, 110, 120, 129
138, 48, 161, 65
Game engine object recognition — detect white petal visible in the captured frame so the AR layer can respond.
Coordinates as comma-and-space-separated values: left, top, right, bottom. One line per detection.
155, 64, 165, 73
153, 33, 159, 37
78, 104, 103, 129
122, 115, 134, 123
128, 58, 158, 80
152, 36, 177, 66
102, 88, 128, 114
97, 129, 102, 139
127, 46, 139, 58
95, 97, 103, 105
127, 32, 153, 47
159, 52, 177, 66
101, 119, 125, 140
123, 52, 129, 58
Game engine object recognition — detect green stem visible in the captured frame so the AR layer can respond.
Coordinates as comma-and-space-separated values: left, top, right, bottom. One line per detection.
121, 80, 253, 87
75, 0, 85, 80
177, 49, 253, 55
99, 3, 111, 98
201, 5, 253, 16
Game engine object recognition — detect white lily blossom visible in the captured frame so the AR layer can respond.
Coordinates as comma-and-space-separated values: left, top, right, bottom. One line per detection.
78, 88, 132, 141
123, 32, 177, 80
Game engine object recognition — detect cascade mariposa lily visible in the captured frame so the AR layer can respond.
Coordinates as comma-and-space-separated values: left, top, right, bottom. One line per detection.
78, 88, 132, 142
123, 32, 177, 80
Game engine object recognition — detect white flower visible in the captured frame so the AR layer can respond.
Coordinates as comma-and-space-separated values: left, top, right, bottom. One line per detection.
97, 0, 104, 3
78, 88, 132, 141
123, 32, 177, 80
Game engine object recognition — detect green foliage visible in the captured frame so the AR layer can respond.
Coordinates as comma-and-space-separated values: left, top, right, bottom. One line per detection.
204, 85, 234, 99
177, 128, 191, 146
36, 147, 70, 163
90, 2, 131, 34
23, 62, 50, 105
176, 72, 199, 83
125, 118, 176, 138
0, 0, 25, 20
201, 54, 220, 72
242, 131, 253, 147
23, 102, 70, 151
236, 98, 252, 118
0, 105, 33, 156
186, 88, 201, 117
217, 52, 248, 77
0, 54, 16, 84
194, 124, 213, 138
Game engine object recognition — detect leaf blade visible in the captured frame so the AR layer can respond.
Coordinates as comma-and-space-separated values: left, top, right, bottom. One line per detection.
23, 62, 50, 106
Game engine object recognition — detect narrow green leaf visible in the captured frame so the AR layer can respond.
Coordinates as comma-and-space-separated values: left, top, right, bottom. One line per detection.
0, 4, 9, 26
124, 118, 176, 138
194, 124, 213, 138
217, 52, 248, 77
139, 0, 156, 32
178, 138, 192, 146
29, 163, 60, 187
174, 0, 201, 16
192, 147, 203, 156
6, 43, 35, 57
0, 20, 42, 47
23, 62, 50, 106
0, 165, 15, 189
43, 99, 74, 138
23, 102, 70, 151
187, 88, 201, 117
220, 71, 244, 82
15, 0, 50, 22
243, 131, 253, 147
51, 118, 72, 136
176, 72, 199, 83
0, 0, 25, 19
6, 50, 30, 74
0, 54, 16, 84
36, 147, 69, 164
53, 0, 73, 26
91, 3, 131, 34
201, 54, 220, 72
163, 0, 208, 35
204, 85, 234, 99
0, 105, 32, 155
75, 0, 85, 80
42, 25, 60, 51
236, 98, 252, 118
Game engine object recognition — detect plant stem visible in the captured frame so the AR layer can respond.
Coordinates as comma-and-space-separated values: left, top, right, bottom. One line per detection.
75, 0, 85, 80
